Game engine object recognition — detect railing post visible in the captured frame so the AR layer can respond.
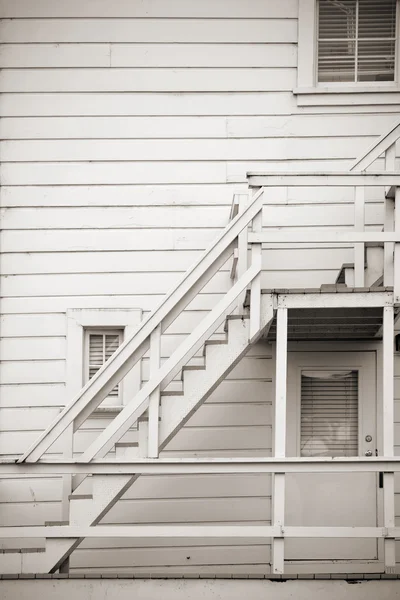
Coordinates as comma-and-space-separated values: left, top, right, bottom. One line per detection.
249, 204, 262, 342
272, 308, 288, 574
384, 145, 396, 286
394, 188, 400, 304
383, 305, 395, 572
148, 325, 161, 458
354, 186, 365, 287
236, 193, 249, 313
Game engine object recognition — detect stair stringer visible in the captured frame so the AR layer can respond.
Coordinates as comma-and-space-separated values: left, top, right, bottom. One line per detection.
9, 297, 273, 575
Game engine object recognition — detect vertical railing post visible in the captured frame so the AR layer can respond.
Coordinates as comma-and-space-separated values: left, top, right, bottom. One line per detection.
354, 186, 365, 287
236, 193, 249, 313
383, 305, 395, 572
384, 145, 396, 286
394, 188, 400, 304
249, 204, 262, 342
148, 325, 161, 458
272, 308, 288, 574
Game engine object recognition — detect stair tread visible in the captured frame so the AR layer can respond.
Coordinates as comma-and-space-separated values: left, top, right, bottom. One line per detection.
182, 365, 205, 371
115, 442, 139, 447
0, 548, 45, 554
161, 390, 184, 397
45, 521, 69, 526
68, 494, 93, 500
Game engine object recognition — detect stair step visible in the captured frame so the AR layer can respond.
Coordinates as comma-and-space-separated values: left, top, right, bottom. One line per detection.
180, 364, 206, 381
68, 494, 93, 500
115, 442, 139, 448
224, 314, 249, 332
115, 441, 139, 459
137, 415, 161, 423
202, 339, 228, 357
44, 521, 69, 526
161, 390, 184, 397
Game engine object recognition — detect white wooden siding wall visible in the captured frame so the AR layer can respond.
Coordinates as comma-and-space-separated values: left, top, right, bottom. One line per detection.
0, 0, 399, 574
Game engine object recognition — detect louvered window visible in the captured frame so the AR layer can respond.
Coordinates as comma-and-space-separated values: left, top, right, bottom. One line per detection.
317, 0, 397, 83
85, 330, 123, 404
300, 370, 359, 457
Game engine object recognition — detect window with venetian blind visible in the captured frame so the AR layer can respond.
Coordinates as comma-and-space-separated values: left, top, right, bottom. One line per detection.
300, 370, 359, 457
85, 330, 123, 406
317, 0, 397, 83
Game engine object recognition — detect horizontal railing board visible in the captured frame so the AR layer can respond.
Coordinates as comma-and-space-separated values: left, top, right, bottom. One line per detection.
0, 19, 298, 44
0, 92, 296, 117
0, 68, 296, 93
0, 137, 375, 162
0, 43, 297, 69
0, 0, 297, 18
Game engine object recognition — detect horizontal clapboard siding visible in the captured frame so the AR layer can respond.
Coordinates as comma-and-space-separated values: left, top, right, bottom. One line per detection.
0, 0, 399, 575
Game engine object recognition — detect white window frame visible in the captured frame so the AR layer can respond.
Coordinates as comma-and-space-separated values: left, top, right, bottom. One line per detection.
66, 308, 142, 413
295, 0, 400, 105
84, 328, 124, 406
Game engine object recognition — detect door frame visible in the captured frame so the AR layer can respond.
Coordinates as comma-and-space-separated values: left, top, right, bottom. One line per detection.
272, 339, 385, 574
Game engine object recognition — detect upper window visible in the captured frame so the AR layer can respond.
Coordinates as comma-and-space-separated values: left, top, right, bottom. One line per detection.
317, 0, 397, 83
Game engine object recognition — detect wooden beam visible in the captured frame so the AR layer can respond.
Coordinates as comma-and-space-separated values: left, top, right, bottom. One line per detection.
277, 292, 393, 309
249, 210, 262, 342
395, 188, 400, 305
248, 173, 400, 187
249, 232, 400, 244
147, 325, 161, 458
19, 187, 266, 463
1, 525, 400, 539
3, 457, 400, 476
272, 308, 288, 574
354, 186, 365, 287
350, 119, 400, 171
383, 305, 396, 573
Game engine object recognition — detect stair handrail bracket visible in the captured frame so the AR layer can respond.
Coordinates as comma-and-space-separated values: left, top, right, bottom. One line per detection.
19, 187, 266, 464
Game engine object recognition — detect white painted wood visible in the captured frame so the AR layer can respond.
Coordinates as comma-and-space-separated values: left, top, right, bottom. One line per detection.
0, 92, 295, 117
19, 189, 264, 463
0, 0, 298, 18
250, 211, 262, 342
0, 68, 296, 93
0, 19, 298, 44
277, 292, 393, 309
297, 0, 316, 89
350, 120, 400, 171
383, 306, 396, 571
1, 137, 374, 162
354, 187, 365, 287
249, 232, 400, 244
248, 173, 400, 187
79, 263, 260, 463
395, 188, 400, 304
148, 325, 161, 458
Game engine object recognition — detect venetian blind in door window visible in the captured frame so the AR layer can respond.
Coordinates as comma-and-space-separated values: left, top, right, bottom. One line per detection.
317, 0, 397, 83
87, 331, 122, 403
300, 370, 358, 457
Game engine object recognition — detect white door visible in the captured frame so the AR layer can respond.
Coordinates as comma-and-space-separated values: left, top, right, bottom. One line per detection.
285, 351, 379, 569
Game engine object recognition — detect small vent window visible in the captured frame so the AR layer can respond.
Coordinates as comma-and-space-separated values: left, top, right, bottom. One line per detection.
86, 330, 122, 404
317, 0, 397, 83
301, 370, 358, 457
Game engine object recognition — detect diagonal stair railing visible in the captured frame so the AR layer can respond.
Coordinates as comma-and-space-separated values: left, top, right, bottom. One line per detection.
19, 187, 267, 464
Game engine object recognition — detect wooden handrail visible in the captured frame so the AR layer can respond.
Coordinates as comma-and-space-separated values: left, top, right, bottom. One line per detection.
19, 188, 265, 463
350, 118, 400, 172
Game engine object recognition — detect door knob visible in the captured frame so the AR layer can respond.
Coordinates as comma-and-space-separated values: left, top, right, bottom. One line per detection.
365, 450, 373, 457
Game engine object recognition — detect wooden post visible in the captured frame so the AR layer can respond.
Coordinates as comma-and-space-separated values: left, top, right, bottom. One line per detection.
383, 305, 395, 572
354, 186, 365, 287
272, 308, 288, 574
249, 208, 262, 342
384, 145, 396, 287
236, 193, 249, 312
394, 188, 400, 304
148, 325, 161, 458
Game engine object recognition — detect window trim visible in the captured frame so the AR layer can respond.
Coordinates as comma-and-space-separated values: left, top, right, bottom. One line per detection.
296, 0, 400, 105
84, 328, 124, 406
66, 308, 142, 414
